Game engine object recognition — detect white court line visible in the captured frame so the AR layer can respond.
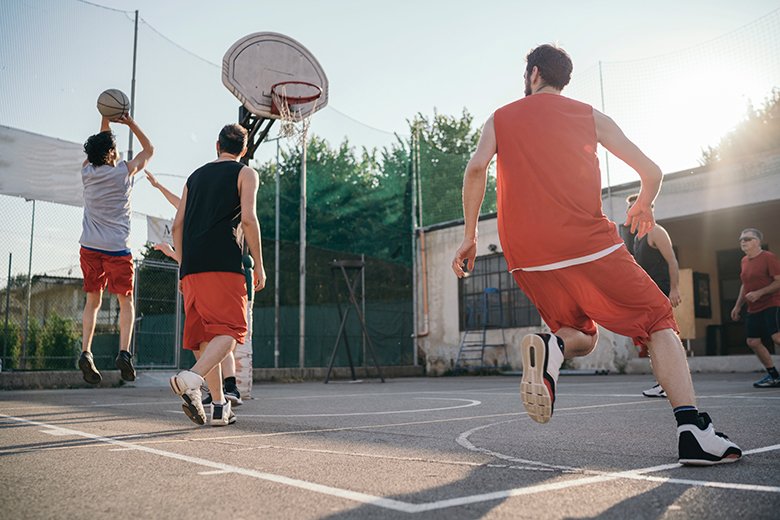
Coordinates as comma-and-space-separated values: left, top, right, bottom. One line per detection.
0, 413, 416, 513
39, 429, 72, 436
199, 470, 232, 475
234, 398, 481, 418
3, 407, 779, 515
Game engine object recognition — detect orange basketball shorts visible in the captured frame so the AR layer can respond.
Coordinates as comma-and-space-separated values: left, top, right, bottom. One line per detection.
511, 246, 677, 346
181, 272, 248, 351
79, 247, 134, 296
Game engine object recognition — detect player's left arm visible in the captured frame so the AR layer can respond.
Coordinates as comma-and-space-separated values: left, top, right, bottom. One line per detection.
452, 114, 496, 278
650, 226, 681, 307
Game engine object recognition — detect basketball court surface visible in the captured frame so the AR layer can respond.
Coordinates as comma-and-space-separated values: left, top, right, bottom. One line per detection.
1, 373, 778, 519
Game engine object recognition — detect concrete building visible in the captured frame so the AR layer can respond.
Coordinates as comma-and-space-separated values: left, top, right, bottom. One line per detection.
415, 150, 780, 375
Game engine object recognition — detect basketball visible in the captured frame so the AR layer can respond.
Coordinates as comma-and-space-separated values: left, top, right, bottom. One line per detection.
96, 89, 130, 119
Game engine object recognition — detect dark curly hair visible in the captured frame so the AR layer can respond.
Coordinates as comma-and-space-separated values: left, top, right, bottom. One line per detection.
84, 131, 117, 166
526, 44, 573, 91
218, 124, 248, 155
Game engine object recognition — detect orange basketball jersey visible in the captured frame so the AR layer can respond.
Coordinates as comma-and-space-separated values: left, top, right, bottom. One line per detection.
493, 94, 622, 270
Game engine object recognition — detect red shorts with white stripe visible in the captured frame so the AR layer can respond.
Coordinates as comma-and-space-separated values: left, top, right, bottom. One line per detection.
511, 246, 677, 346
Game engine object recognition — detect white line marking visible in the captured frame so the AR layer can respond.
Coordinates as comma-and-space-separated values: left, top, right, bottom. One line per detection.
2, 405, 778, 515
39, 429, 72, 436
235, 398, 481, 417
453, 418, 780, 513
0, 413, 416, 513
199, 470, 233, 475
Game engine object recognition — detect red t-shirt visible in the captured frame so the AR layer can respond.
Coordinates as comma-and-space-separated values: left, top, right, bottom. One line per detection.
493, 94, 621, 270
740, 250, 780, 313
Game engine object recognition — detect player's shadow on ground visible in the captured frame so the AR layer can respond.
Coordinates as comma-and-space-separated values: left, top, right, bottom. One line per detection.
321, 466, 691, 520
564, 483, 688, 520
0, 427, 191, 458
319, 463, 560, 519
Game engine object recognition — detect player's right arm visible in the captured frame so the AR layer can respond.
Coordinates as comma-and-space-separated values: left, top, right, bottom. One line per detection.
238, 165, 266, 291
730, 284, 745, 321
452, 115, 496, 278
119, 115, 155, 176
593, 109, 661, 238
145, 170, 181, 209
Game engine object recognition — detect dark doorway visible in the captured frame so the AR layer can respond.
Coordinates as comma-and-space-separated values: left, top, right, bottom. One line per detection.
716, 248, 750, 355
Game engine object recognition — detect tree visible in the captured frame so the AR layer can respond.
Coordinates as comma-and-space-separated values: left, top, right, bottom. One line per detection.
700, 88, 780, 165
411, 109, 496, 226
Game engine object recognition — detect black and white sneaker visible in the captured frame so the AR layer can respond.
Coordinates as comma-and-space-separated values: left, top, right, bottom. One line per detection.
520, 333, 564, 424
78, 351, 102, 385
115, 350, 136, 382
753, 374, 780, 388
642, 383, 667, 398
169, 370, 207, 425
201, 386, 213, 405
210, 401, 236, 427
678, 412, 742, 466
224, 386, 243, 406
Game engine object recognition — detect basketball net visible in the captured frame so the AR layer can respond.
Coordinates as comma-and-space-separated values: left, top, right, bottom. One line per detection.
271, 84, 318, 146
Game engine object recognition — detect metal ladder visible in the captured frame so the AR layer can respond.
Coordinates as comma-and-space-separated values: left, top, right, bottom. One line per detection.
454, 287, 509, 371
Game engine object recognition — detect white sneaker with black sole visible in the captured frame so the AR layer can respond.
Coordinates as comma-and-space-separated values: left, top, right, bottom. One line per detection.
169, 370, 207, 425
210, 401, 236, 426
642, 383, 667, 398
677, 412, 742, 466
520, 333, 564, 424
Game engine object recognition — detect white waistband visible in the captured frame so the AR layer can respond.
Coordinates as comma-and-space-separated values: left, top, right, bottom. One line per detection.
511, 243, 623, 272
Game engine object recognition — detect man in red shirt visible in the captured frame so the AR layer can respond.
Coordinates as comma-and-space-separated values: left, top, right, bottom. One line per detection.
730, 228, 780, 388
452, 44, 741, 465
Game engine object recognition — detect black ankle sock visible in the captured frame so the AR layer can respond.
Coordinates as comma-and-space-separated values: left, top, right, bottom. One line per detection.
768, 367, 779, 379
674, 406, 699, 427
223, 376, 237, 389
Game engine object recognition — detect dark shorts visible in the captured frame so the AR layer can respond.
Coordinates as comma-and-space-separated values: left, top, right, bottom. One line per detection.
181, 272, 248, 351
79, 247, 134, 296
745, 306, 780, 339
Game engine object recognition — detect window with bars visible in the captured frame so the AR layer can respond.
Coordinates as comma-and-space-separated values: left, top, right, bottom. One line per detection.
458, 253, 540, 331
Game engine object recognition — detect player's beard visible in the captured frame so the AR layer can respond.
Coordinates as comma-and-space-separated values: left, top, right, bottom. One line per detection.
524, 75, 532, 97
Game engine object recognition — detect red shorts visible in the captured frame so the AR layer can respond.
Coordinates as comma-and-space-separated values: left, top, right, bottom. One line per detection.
181, 272, 248, 351
512, 246, 677, 346
79, 247, 134, 296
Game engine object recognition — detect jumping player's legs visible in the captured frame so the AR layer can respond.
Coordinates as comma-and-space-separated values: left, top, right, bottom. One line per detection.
81, 291, 102, 354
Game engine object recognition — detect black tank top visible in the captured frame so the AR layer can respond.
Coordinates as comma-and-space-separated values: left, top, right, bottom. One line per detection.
633, 234, 671, 296
180, 160, 243, 278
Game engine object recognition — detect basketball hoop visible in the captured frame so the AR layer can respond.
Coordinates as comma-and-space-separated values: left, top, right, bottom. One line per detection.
271, 81, 322, 143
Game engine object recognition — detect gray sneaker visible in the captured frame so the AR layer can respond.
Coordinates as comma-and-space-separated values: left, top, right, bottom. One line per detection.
169, 370, 206, 425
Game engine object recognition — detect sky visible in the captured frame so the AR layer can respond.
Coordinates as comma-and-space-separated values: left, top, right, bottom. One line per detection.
0, 0, 779, 276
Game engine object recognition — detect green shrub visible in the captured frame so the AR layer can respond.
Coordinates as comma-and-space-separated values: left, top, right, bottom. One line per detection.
38, 314, 80, 370
0, 323, 21, 370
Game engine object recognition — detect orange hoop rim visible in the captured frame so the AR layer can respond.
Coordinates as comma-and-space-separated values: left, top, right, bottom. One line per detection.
270, 81, 322, 115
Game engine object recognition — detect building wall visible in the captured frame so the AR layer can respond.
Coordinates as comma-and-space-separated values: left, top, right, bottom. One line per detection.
417, 152, 780, 373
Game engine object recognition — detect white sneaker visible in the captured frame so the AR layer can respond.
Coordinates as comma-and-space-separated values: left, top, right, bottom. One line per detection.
642, 383, 667, 398
169, 370, 206, 425
210, 400, 236, 427
678, 412, 742, 466
520, 333, 564, 424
